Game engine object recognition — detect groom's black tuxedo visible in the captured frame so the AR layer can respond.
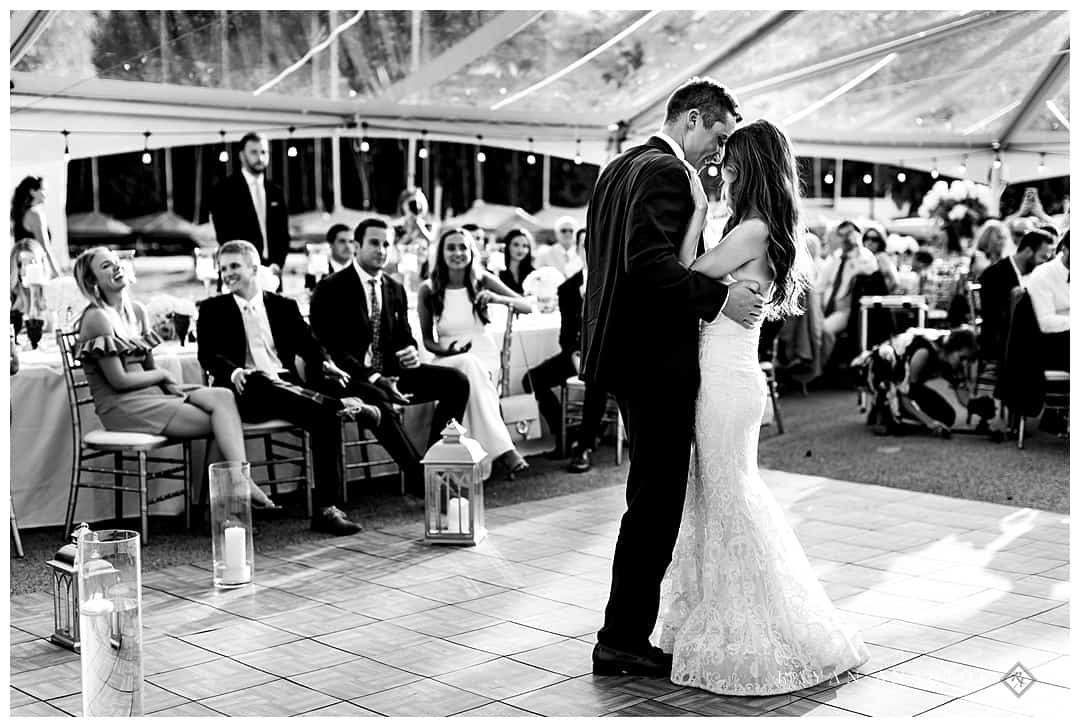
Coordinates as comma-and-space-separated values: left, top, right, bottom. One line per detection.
583, 135, 730, 656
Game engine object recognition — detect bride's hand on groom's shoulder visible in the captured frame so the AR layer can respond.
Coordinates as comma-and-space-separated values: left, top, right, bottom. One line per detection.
723, 280, 764, 330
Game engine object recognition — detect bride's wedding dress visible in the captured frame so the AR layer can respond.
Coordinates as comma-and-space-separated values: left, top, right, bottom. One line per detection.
655, 277, 869, 695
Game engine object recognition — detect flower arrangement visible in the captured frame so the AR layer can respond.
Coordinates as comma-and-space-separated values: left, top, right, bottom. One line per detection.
917, 179, 993, 244
146, 294, 198, 343
522, 267, 566, 314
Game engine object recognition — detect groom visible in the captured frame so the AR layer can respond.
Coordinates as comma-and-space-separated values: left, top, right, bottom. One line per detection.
583, 77, 763, 676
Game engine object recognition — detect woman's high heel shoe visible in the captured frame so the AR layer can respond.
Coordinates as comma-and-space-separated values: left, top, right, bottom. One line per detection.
504, 452, 530, 480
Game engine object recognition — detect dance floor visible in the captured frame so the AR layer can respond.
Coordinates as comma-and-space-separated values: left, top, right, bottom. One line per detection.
10, 470, 1070, 717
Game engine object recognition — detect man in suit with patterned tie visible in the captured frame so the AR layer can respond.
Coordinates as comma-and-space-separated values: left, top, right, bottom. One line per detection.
310, 218, 470, 497
210, 132, 291, 271
197, 240, 374, 535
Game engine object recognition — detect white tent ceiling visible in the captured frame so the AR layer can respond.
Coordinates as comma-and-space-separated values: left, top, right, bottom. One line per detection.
9, 9, 1071, 183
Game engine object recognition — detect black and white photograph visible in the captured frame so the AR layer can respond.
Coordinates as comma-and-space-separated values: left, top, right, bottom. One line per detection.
5, 5, 1071, 719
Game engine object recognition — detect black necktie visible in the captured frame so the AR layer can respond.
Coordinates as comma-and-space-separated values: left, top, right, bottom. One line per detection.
369, 278, 383, 372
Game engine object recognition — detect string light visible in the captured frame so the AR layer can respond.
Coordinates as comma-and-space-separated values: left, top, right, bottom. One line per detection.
824, 171, 834, 185
958, 154, 967, 175
574, 138, 582, 165
287, 126, 298, 158
862, 173, 872, 185
218, 130, 229, 163
1038, 152, 1046, 174
418, 130, 428, 160
141, 131, 152, 165
526, 137, 536, 165
707, 166, 719, 177
930, 158, 939, 179
62, 130, 70, 163
476, 134, 486, 163
360, 122, 370, 153
992, 152, 1002, 170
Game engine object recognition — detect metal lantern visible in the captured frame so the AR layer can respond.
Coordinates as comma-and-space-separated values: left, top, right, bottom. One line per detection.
421, 420, 487, 545
46, 522, 90, 651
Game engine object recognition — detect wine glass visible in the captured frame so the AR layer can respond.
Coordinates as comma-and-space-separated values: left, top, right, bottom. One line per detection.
10, 308, 24, 344
172, 313, 191, 346
25, 318, 44, 350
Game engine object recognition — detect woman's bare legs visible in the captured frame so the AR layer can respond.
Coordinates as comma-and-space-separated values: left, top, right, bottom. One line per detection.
164, 387, 275, 506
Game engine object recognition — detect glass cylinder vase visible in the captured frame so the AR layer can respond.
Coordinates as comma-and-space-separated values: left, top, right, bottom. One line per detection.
208, 461, 254, 589
77, 528, 143, 717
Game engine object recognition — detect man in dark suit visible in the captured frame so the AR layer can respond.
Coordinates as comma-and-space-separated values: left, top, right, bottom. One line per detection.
211, 132, 291, 271
582, 77, 763, 677
310, 218, 470, 496
197, 240, 375, 536
523, 228, 606, 472
978, 228, 1055, 364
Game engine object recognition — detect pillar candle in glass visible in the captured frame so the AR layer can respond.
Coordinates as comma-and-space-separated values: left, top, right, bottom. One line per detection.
208, 461, 254, 588
77, 528, 143, 717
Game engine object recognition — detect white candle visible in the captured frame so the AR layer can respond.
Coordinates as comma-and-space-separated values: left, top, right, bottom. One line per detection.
446, 497, 470, 534
223, 526, 249, 582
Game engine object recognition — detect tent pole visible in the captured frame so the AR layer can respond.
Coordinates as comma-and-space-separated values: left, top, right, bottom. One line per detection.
407, 138, 417, 189
91, 157, 100, 214
165, 147, 174, 214
331, 129, 342, 213
833, 158, 843, 211
812, 157, 822, 201
310, 13, 321, 95
329, 9, 340, 100
314, 137, 324, 212
542, 154, 551, 210
219, 11, 228, 87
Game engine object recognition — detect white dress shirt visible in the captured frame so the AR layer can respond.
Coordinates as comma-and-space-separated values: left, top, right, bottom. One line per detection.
232, 292, 285, 377
241, 167, 268, 259
653, 131, 686, 161
329, 257, 351, 274
1026, 255, 1070, 333
816, 245, 879, 315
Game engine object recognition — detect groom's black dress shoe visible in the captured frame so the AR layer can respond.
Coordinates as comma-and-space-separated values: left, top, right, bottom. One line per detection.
592, 642, 672, 677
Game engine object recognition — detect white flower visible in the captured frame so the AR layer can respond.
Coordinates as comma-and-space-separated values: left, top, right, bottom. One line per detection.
948, 203, 970, 221
522, 266, 566, 299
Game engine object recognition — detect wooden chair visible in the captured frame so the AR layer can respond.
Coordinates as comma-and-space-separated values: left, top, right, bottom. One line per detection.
199, 369, 316, 516
559, 376, 626, 465
1018, 371, 1069, 449
340, 408, 404, 500
760, 338, 786, 435
10, 496, 24, 558
58, 330, 192, 546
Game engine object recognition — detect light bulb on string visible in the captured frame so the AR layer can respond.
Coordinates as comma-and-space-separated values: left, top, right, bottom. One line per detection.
476, 134, 486, 163
895, 160, 906, 183
526, 137, 536, 166
1038, 153, 1046, 174
992, 153, 1002, 170
287, 126, 298, 158
418, 130, 428, 160
930, 159, 939, 179
574, 138, 583, 165
62, 130, 70, 164
862, 173, 872, 185
141, 131, 152, 165
824, 171, 834, 185
958, 154, 967, 175
359, 121, 370, 153
218, 130, 229, 163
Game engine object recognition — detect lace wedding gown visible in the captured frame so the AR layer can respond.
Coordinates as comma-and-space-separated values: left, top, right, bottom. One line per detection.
654, 282, 869, 695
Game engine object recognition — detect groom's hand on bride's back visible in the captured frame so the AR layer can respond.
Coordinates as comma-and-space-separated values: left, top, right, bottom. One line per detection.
722, 280, 765, 330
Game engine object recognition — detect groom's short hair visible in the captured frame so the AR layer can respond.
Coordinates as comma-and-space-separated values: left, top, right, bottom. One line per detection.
665, 77, 742, 127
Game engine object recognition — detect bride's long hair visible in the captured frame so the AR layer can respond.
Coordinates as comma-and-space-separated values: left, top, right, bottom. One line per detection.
721, 119, 812, 319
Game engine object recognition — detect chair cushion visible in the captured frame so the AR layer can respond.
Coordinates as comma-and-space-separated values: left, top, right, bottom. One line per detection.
242, 419, 298, 435
84, 429, 171, 450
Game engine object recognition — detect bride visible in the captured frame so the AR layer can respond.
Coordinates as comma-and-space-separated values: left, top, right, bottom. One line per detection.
654, 119, 869, 695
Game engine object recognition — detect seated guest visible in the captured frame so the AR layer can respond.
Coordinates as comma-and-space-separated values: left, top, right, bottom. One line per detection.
978, 228, 1056, 364
523, 229, 606, 472
498, 228, 535, 295
816, 219, 877, 366
327, 223, 356, 274
72, 246, 277, 509
395, 188, 434, 280
417, 228, 533, 479
862, 225, 899, 293
535, 216, 582, 277
969, 220, 1011, 280
198, 240, 377, 535
1026, 230, 1069, 370
10, 239, 51, 325
310, 218, 471, 496
898, 327, 978, 437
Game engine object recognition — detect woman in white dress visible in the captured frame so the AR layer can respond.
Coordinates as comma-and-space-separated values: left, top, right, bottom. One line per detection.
417, 228, 532, 479
655, 119, 869, 695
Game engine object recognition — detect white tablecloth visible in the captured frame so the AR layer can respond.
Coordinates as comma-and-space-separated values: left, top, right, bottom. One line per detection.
10, 314, 560, 529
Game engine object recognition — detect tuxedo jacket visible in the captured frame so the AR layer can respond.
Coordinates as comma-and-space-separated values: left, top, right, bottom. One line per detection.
196, 291, 330, 390
210, 172, 291, 269
309, 264, 417, 381
581, 136, 728, 394
977, 256, 1021, 362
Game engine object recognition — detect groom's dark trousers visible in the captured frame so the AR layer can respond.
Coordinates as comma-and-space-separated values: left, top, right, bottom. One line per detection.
581, 136, 729, 653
